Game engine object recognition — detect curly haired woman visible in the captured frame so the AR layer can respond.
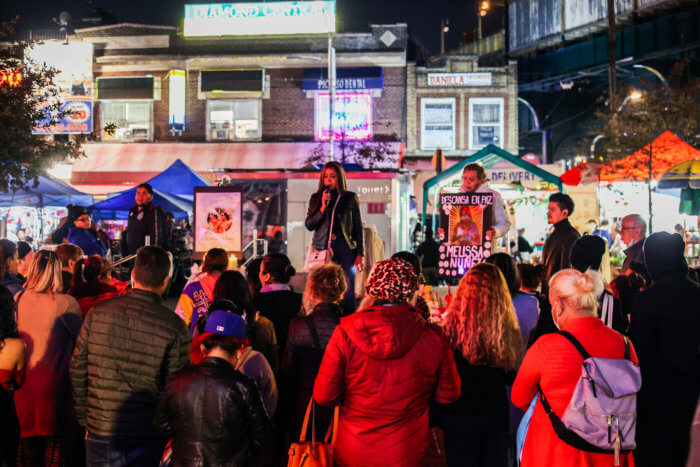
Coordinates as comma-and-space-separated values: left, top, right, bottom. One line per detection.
440, 262, 523, 467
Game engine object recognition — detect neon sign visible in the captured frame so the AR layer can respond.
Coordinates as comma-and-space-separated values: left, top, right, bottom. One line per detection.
169, 70, 186, 131
315, 93, 372, 141
0, 71, 22, 87
184, 1, 336, 36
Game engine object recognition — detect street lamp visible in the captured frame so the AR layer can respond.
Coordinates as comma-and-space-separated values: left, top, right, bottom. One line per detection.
440, 19, 450, 54
478, 1, 490, 40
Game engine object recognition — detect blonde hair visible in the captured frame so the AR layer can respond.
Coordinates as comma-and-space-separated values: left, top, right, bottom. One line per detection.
441, 262, 523, 371
25, 250, 63, 294
548, 268, 605, 315
305, 263, 347, 306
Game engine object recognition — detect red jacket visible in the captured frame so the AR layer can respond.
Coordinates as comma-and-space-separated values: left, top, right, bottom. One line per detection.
512, 317, 638, 467
313, 304, 460, 467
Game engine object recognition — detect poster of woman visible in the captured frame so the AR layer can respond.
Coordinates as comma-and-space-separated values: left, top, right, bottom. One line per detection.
194, 187, 242, 259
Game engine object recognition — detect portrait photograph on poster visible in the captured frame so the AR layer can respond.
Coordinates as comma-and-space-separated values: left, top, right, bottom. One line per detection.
194, 186, 243, 260
437, 192, 494, 278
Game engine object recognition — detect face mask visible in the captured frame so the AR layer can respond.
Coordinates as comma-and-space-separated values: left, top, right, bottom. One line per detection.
553, 301, 564, 330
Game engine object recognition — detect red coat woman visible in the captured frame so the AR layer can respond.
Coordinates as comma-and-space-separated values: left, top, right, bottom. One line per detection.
512, 268, 638, 467
313, 258, 461, 467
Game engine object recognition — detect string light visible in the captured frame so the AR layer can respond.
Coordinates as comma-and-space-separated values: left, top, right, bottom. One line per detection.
0, 70, 22, 87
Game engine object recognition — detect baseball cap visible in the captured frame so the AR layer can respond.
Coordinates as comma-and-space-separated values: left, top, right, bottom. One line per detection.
204, 310, 246, 338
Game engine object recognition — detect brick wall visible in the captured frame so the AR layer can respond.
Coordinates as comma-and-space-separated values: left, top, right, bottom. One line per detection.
263, 68, 315, 141
94, 65, 406, 143
405, 57, 519, 156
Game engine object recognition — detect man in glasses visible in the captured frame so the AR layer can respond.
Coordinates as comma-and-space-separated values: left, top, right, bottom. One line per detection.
67, 206, 107, 257
619, 214, 647, 276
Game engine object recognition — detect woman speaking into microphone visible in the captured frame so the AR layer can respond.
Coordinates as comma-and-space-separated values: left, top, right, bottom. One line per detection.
305, 161, 364, 313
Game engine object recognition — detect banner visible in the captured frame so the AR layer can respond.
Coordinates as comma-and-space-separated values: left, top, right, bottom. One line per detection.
437, 192, 494, 278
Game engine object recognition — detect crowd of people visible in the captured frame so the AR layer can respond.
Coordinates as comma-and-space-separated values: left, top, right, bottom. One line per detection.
0, 164, 697, 467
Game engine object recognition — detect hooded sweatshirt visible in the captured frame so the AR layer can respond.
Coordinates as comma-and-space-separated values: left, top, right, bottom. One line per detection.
630, 232, 700, 467
313, 304, 460, 467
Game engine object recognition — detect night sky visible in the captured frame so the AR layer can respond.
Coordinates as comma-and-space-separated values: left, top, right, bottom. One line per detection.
0, 0, 505, 55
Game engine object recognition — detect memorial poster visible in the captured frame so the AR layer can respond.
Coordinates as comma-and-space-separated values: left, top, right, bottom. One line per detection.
437, 192, 494, 278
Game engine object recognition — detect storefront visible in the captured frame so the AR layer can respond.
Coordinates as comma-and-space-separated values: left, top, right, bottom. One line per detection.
211, 169, 413, 272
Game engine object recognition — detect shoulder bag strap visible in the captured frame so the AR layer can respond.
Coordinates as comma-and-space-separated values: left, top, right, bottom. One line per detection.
299, 398, 313, 442
623, 335, 631, 361
601, 293, 614, 328
557, 330, 591, 360
326, 196, 341, 250
15, 289, 24, 306
306, 318, 322, 350
234, 347, 253, 371
324, 404, 340, 444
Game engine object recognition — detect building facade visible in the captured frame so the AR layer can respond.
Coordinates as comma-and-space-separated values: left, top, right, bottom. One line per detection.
60, 21, 408, 191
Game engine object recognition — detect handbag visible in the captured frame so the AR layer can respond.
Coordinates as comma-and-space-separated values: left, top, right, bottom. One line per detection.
287, 399, 340, 467
304, 195, 341, 273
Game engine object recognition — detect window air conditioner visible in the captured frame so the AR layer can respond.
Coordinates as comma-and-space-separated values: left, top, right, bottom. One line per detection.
212, 129, 232, 140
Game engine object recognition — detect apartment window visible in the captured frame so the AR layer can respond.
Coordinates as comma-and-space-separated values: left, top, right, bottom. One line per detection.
207, 99, 262, 141
469, 97, 504, 149
100, 101, 152, 142
421, 98, 456, 150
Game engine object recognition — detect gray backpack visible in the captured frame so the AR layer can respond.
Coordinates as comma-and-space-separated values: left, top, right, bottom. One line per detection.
539, 331, 641, 466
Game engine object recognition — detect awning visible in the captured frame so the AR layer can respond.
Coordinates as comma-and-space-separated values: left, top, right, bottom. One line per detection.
302, 67, 384, 92
71, 142, 402, 192
0, 173, 93, 208
599, 131, 700, 182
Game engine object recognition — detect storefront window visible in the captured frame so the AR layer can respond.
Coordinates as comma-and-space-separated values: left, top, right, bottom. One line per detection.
100, 101, 152, 142
421, 98, 456, 150
207, 99, 261, 141
469, 97, 504, 150
315, 93, 373, 141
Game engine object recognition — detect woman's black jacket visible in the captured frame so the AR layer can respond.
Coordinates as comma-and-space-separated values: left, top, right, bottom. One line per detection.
305, 190, 364, 255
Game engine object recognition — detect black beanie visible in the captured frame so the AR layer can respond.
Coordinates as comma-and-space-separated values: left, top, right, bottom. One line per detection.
570, 234, 607, 272
643, 232, 687, 282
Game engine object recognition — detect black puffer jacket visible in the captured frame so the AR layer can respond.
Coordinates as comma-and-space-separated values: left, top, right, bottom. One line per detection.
283, 302, 342, 393
70, 288, 191, 437
154, 357, 271, 467
282, 303, 341, 434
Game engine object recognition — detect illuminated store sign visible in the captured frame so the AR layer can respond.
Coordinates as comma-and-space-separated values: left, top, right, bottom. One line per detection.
184, 1, 336, 37
302, 67, 383, 92
33, 97, 93, 134
427, 73, 492, 87
169, 70, 186, 131
26, 42, 94, 134
315, 93, 372, 141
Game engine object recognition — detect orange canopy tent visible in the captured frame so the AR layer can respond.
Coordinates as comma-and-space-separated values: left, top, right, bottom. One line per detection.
598, 131, 700, 182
